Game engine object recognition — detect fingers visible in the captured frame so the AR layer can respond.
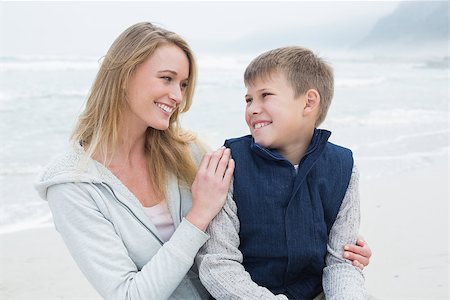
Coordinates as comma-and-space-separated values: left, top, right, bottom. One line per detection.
204, 147, 234, 181
352, 259, 365, 270
223, 157, 235, 184
344, 251, 368, 267
215, 148, 231, 178
344, 240, 372, 269
345, 241, 371, 259
198, 151, 212, 171
357, 238, 372, 261
206, 147, 226, 174
356, 236, 366, 247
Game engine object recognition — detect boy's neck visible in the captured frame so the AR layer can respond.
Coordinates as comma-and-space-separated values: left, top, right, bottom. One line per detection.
278, 128, 315, 166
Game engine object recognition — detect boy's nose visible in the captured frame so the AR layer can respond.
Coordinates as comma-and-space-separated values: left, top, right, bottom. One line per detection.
247, 102, 262, 114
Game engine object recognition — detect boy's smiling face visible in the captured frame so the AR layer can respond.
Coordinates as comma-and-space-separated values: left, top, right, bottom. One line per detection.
245, 71, 314, 156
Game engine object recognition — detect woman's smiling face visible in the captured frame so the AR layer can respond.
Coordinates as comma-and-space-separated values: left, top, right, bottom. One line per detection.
124, 43, 190, 132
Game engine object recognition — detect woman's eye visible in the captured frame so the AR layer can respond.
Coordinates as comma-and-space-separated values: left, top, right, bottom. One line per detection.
161, 76, 172, 82
181, 82, 188, 89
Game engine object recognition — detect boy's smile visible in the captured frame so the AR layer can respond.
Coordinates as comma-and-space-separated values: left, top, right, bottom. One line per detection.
244, 71, 316, 163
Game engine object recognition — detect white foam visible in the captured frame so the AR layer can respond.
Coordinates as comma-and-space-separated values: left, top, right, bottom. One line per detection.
0, 163, 43, 175
357, 145, 449, 161
0, 202, 53, 235
0, 55, 101, 72
0, 215, 53, 235
336, 77, 385, 87
329, 109, 449, 126
197, 54, 250, 70
0, 60, 100, 72
0, 89, 88, 103
360, 129, 450, 148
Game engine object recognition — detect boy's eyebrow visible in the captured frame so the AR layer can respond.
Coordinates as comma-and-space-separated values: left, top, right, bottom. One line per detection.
250, 88, 272, 95
245, 88, 273, 98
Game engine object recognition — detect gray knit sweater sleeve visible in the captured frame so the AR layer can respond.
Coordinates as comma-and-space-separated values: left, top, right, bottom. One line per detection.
323, 165, 368, 299
196, 185, 288, 300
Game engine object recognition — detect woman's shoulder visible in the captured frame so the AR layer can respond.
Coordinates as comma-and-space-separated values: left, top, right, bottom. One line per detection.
34, 143, 100, 200
188, 138, 210, 166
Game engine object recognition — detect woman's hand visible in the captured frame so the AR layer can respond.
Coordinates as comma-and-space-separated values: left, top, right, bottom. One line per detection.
187, 147, 235, 231
344, 236, 372, 270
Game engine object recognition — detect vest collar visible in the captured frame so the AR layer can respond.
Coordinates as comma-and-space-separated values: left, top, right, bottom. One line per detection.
250, 128, 331, 164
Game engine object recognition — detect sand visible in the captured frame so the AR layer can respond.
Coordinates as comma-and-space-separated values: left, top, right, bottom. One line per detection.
360, 161, 449, 299
0, 227, 100, 300
0, 161, 448, 299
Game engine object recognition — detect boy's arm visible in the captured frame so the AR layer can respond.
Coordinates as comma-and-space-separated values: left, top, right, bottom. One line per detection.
323, 165, 368, 299
196, 183, 288, 300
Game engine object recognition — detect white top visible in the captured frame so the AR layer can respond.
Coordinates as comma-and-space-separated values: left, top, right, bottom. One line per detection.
142, 201, 176, 242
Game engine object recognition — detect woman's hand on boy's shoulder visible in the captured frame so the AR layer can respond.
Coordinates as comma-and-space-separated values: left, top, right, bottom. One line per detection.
188, 147, 235, 231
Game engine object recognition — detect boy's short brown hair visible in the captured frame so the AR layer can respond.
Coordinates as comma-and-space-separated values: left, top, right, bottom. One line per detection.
244, 46, 334, 126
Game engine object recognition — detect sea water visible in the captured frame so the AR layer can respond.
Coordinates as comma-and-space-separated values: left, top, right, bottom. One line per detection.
0, 53, 448, 234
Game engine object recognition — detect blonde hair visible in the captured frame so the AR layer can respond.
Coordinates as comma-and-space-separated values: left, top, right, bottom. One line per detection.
244, 46, 334, 126
72, 22, 200, 198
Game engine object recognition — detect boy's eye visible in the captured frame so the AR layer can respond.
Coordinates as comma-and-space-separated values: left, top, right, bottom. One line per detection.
261, 92, 272, 98
245, 97, 252, 104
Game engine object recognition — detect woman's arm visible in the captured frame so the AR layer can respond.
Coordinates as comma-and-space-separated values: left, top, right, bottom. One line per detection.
48, 182, 208, 300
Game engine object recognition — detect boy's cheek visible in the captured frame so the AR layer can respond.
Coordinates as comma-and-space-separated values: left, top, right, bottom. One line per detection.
244, 115, 252, 130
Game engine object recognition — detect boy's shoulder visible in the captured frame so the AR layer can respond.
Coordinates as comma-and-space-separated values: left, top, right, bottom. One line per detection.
322, 141, 354, 169
224, 135, 252, 148
325, 141, 353, 156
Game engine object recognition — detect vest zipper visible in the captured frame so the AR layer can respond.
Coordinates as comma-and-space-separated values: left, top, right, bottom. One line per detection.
100, 182, 164, 245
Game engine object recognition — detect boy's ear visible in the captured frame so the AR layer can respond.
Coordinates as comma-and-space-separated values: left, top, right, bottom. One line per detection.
303, 89, 320, 116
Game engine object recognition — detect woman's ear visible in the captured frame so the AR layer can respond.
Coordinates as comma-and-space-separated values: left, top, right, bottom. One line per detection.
303, 89, 320, 115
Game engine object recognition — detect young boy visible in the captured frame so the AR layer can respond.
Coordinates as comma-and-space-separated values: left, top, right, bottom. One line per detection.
197, 46, 367, 299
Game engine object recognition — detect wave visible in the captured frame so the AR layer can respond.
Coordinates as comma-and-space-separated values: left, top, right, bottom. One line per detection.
196, 54, 253, 70
0, 89, 88, 103
329, 109, 450, 126
0, 60, 100, 72
357, 129, 449, 149
0, 55, 101, 71
0, 202, 53, 235
335, 77, 385, 87
0, 163, 43, 175
0, 215, 53, 235
357, 145, 449, 161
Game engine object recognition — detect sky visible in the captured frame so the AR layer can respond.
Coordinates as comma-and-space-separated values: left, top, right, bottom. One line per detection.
0, 1, 400, 57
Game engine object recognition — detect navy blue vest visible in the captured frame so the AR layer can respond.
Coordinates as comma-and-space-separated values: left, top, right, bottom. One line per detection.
224, 129, 353, 299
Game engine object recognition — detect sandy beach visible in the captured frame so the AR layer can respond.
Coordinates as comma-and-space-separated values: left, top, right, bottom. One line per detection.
1, 159, 448, 300
0, 227, 100, 300
360, 160, 449, 299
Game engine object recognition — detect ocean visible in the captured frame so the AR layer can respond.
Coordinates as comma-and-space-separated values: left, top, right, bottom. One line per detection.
0, 53, 448, 234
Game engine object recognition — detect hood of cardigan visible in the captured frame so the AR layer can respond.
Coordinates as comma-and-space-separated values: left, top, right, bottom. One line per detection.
34, 144, 106, 201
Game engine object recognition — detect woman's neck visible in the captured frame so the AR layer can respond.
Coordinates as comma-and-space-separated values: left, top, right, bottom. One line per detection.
92, 126, 147, 169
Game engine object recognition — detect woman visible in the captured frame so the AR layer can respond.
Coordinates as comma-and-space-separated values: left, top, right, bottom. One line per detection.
35, 22, 370, 299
